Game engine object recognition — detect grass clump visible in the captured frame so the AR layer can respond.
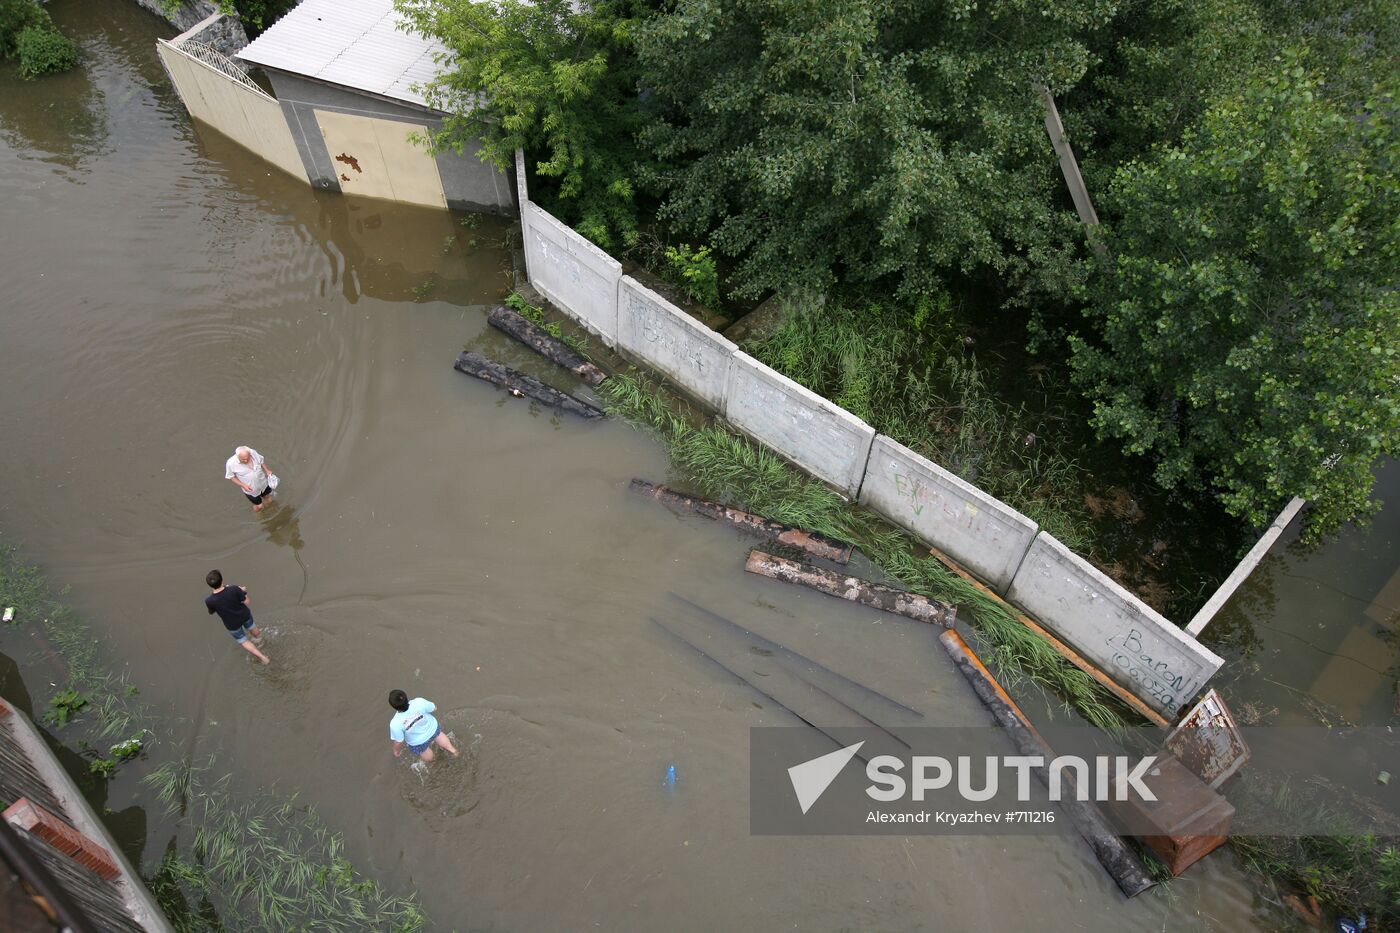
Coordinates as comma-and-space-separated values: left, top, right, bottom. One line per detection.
599, 372, 1128, 730
751, 292, 1095, 553
146, 760, 428, 932
662, 244, 720, 310
505, 291, 587, 352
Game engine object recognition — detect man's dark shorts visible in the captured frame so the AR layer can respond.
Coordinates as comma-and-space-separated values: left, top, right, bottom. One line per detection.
244, 486, 273, 505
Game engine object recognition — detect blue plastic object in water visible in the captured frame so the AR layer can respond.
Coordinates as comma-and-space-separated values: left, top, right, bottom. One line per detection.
663, 764, 677, 791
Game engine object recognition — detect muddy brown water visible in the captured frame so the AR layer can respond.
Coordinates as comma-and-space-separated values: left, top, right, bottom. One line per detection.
0, 2, 1297, 930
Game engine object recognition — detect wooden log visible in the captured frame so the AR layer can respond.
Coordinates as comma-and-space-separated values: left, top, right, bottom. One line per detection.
669, 593, 924, 720
927, 546, 1170, 729
487, 304, 607, 386
631, 479, 853, 563
938, 629, 1156, 898
745, 550, 956, 626
453, 351, 604, 419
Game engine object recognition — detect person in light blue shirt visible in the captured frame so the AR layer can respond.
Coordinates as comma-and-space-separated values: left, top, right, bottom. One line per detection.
387, 689, 459, 763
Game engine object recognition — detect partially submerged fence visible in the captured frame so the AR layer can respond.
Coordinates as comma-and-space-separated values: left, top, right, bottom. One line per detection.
156, 18, 305, 182
515, 152, 1225, 722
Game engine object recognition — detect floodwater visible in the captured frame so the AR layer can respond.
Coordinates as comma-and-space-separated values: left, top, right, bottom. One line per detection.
1210, 461, 1399, 728
0, 3, 1304, 931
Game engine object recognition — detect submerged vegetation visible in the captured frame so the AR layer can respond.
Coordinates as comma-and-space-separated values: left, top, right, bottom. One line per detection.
146, 761, 427, 932
0, 539, 147, 743
1231, 772, 1400, 925
599, 372, 1129, 731
1, 539, 425, 931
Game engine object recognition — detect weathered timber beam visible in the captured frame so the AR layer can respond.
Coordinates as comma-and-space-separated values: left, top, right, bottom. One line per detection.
652, 617, 909, 762
632, 479, 853, 563
927, 546, 1169, 729
453, 350, 604, 419
487, 304, 607, 386
938, 629, 1155, 898
669, 592, 924, 720
744, 550, 956, 626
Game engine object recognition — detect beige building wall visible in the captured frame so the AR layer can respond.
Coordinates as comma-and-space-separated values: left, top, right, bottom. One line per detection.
313, 110, 446, 209
156, 39, 305, 180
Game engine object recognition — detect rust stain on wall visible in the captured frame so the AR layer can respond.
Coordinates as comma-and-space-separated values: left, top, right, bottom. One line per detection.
335, 152, 362, 173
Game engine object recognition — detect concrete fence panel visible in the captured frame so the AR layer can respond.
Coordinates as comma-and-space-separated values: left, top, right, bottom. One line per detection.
523, 203, 621, 345
723, 352, 876, 497
617, 277, 737, 410
859, 435, 1038, 594
1007, 533, 1224, 719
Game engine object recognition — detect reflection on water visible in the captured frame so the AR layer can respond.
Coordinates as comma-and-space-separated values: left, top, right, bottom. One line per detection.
1212, 461, 1399, 726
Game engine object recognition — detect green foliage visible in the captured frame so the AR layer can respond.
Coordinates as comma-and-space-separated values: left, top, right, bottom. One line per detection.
1, 0, 75, 77
1069, 50, 1400, 537
636, 0, 1109, 303
662, 244, 720, 310
16, 24, 76, 78
46, 688, 88, 727
215, 0, 297, 35
504, 291, 586, 352
753, 293, 1094, 552
145, 761, 428, 931
600, 372, 1128, 730
1073, 0, 1268, 170
89, 756, 118, 778
396, 0, 648, 251
0, 0, 44, 58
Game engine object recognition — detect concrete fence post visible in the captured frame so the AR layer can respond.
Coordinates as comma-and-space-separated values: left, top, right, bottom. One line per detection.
1038, 85, 1105, 256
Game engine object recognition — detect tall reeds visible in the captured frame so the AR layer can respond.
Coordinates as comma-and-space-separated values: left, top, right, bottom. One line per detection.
751, 294, 1096, 553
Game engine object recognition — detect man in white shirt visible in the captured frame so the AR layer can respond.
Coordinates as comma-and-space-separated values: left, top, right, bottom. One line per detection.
225, 446, 278, 512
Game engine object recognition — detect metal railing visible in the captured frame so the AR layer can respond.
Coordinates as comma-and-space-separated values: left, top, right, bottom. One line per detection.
169, 39, 273, 102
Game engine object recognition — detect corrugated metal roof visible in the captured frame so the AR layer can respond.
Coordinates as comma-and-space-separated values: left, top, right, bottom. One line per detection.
236, 0, 448, 110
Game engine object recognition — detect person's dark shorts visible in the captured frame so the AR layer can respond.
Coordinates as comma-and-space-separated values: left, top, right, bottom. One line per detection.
244, 486, 272, 504
408, 725, 442, 756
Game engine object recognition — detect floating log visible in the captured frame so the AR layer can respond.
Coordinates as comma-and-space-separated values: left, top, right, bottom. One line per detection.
632, 480, 853, 563
938, 629, 1155, 898
453, 350, 603, 419
487, 304, 607, 386
927, 545, 1169, 728
744, 550, 956, 626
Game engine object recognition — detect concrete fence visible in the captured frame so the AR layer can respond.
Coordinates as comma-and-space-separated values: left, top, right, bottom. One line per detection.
513, 165, 1224, 721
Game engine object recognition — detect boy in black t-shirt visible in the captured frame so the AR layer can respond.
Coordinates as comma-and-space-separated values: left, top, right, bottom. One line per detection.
204, 570, 270, 664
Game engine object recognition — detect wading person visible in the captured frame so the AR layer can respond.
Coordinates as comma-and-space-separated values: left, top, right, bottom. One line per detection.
388, 690, 459, 763
225, 445, 278, 512
204, 569, 270, 664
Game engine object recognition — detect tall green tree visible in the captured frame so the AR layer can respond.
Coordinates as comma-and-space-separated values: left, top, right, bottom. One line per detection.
1069, 51, 1400, 535
635, 0, 1115, 302
396, 0, 649, 250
